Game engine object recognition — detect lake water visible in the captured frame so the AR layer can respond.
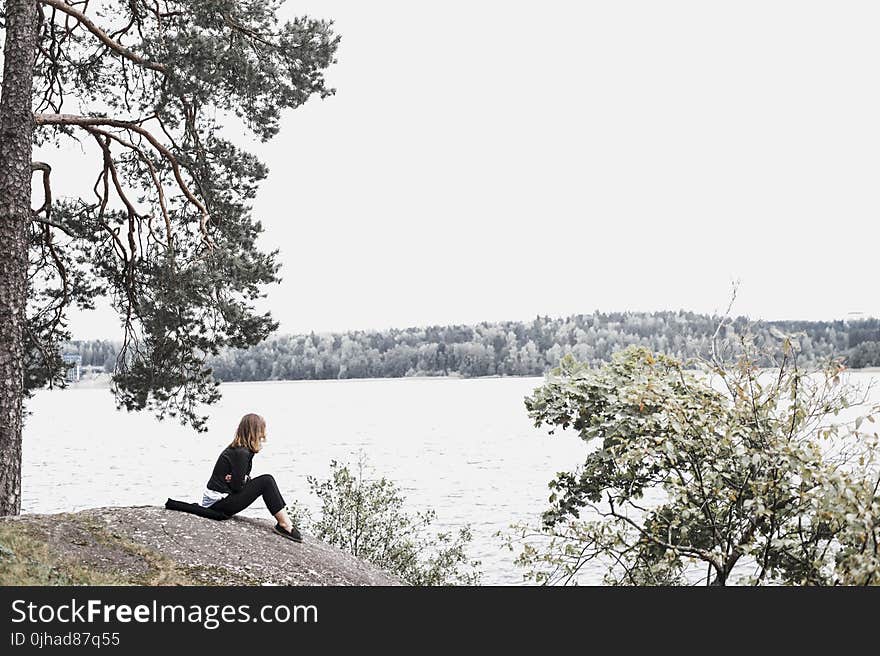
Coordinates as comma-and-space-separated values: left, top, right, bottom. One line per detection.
20, 372, 880, 585
22, 376, 591, 585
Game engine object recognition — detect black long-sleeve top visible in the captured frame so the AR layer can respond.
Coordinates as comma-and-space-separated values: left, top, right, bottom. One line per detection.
206, 446, 254, 494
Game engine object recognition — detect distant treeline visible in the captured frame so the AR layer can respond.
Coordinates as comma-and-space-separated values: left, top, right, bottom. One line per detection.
63, 312, 880, 382
65, 340, 118, 372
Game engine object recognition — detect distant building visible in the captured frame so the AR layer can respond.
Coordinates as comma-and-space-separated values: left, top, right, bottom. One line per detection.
61, 353, 82, 382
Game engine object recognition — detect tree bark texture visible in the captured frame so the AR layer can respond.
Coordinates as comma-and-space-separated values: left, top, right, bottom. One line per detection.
0, 0, 37, 516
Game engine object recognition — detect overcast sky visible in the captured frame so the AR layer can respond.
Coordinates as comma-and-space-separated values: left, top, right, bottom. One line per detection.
46, 1, 880, 339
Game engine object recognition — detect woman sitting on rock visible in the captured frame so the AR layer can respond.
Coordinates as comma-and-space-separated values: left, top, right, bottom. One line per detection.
200, 413, 302, 542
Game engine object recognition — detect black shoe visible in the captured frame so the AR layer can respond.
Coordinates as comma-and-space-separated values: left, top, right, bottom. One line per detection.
274, 523, 303, 542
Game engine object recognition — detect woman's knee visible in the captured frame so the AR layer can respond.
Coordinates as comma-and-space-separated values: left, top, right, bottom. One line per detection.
252, 474, 277, 489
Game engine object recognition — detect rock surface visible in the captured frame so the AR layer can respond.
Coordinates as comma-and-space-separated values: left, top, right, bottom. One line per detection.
1, 506, 404, 586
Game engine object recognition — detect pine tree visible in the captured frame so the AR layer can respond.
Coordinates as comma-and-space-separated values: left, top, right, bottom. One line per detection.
0, 0, 339, 514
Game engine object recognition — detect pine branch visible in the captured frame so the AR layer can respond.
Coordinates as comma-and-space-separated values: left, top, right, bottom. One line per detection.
36, 0, 167, 74
34, 113, 213, 247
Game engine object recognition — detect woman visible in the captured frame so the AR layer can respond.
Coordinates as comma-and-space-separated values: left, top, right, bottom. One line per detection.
201, 413, 302, 542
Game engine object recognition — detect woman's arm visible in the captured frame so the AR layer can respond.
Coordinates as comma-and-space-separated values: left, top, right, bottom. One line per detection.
226, 450, 250, 492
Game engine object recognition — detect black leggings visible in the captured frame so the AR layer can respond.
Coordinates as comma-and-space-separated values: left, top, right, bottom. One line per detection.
210, 474, 286, 516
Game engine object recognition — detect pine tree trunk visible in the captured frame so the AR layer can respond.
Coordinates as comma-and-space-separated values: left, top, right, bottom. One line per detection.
0, 0, 37, 516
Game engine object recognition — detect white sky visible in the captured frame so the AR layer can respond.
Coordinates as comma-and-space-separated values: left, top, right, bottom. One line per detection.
40, 1, 880, 339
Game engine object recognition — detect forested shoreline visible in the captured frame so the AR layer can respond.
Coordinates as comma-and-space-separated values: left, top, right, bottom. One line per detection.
65, 311, 880, 382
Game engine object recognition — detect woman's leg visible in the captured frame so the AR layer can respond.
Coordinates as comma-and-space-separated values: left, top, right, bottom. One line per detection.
274, 509, 294, 532
211, 474, 287, 517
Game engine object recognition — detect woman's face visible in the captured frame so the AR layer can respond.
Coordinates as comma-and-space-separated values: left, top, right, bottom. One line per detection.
255, 431, 267, 453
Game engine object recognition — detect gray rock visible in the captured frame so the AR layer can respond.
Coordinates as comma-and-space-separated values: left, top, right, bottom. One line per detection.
1, 506, 404, 586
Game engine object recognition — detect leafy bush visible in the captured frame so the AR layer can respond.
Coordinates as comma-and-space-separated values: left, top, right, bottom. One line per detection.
287, 455, 481, 585
505, 328, 880, 585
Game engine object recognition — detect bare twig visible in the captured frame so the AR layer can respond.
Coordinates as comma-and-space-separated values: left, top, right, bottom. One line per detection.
30, 161, 53, 218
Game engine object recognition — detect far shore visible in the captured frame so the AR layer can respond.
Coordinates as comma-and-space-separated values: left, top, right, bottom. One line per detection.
59, 365, 880, 391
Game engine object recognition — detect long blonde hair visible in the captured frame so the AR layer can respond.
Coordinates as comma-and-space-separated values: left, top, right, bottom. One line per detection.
229, 413, 266, 453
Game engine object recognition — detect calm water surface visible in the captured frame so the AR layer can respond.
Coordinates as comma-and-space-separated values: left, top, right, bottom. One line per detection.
22, 376, 590, 585
22, 372, 880, 585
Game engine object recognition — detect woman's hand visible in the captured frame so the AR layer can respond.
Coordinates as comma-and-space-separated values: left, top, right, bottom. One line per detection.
224, 474, 232, 482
